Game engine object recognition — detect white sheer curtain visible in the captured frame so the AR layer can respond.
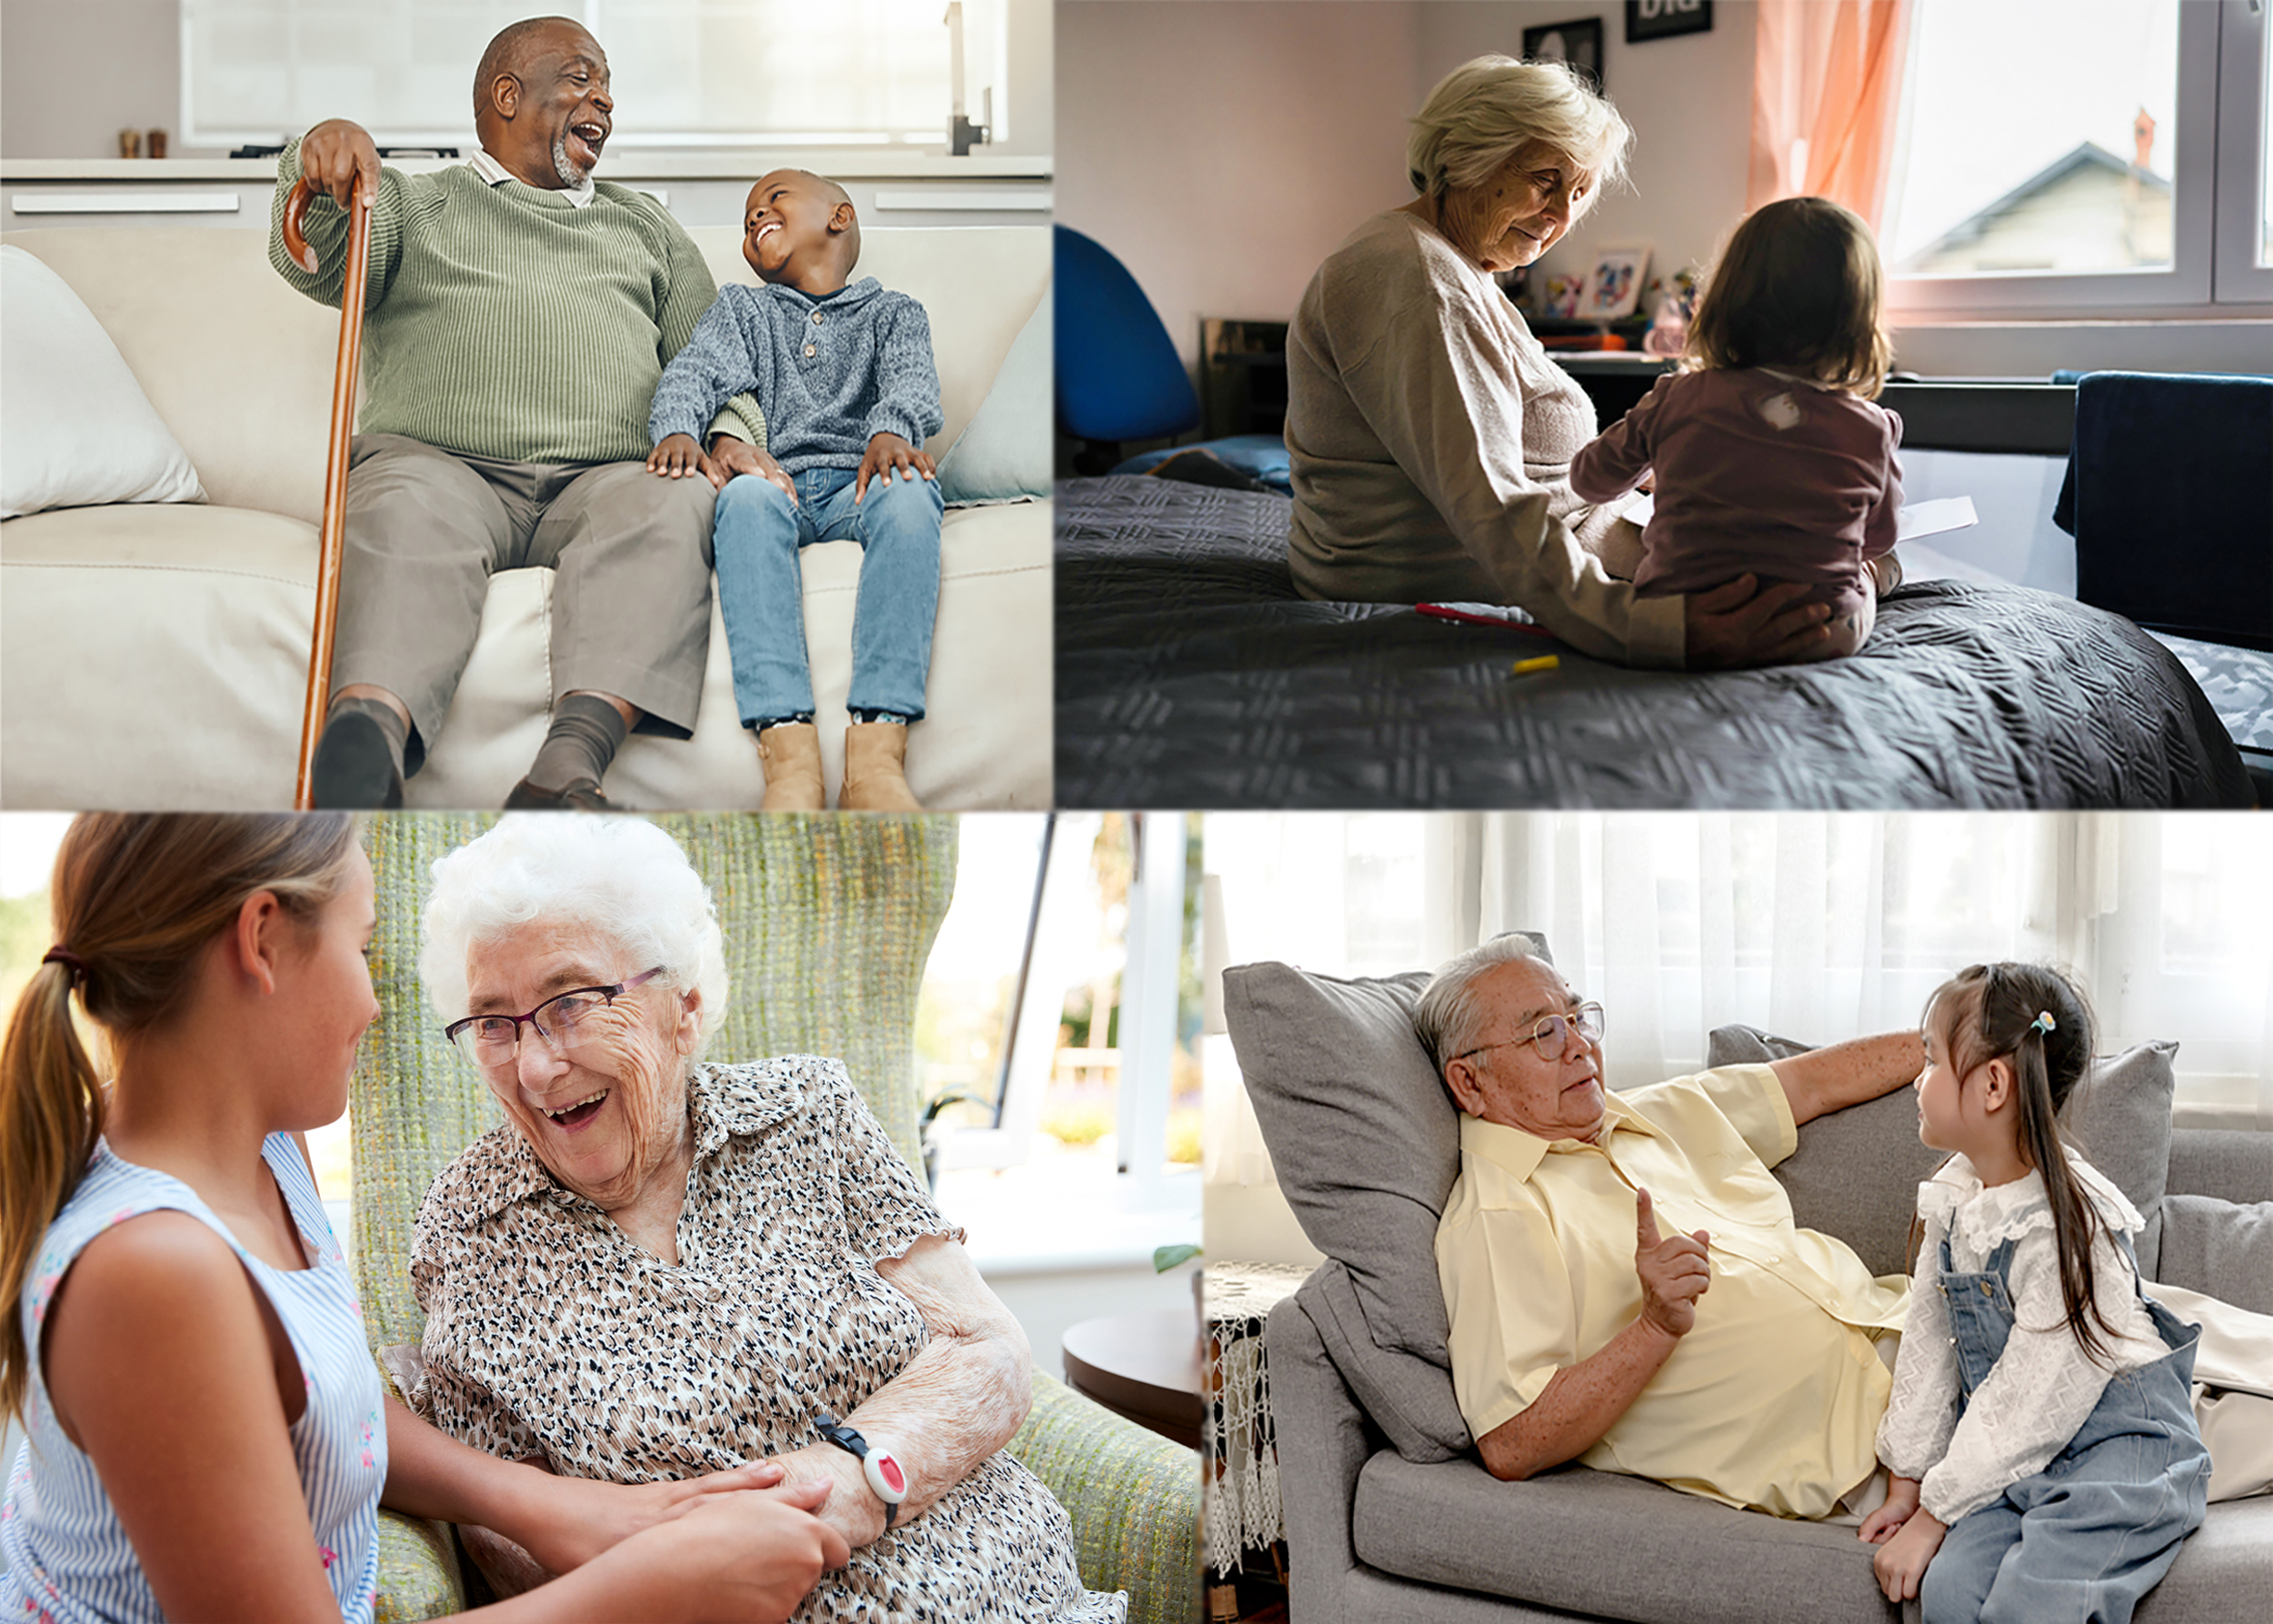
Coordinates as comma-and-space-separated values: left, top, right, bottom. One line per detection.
1205, 813, 2273, 1233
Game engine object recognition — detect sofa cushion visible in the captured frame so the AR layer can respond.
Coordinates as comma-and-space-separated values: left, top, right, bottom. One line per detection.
1, 245, 206, 519
1297, 1263, 1472, 1464
937, 286, 1050, 505
2155, 1195, 2273, 1316
1351, 1450, 1898, 1624
1350, 1446, 2273, 1624
0, 503, 316, 807
1, 499, 1049, 811
1708, 1025, 2178, 1277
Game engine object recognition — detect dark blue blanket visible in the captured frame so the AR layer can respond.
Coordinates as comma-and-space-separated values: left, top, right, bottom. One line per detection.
2054, 371, 2273, 648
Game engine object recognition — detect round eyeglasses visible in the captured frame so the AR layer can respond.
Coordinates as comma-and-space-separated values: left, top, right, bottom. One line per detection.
445, 967, 666, 1068
1453, 1001, 1606, 1065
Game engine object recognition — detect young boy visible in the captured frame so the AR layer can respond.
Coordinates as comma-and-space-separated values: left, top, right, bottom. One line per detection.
647, 168, 944, 810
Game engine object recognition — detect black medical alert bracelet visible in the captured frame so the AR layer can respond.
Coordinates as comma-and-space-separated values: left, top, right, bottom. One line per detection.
816, 1413, 908, 1528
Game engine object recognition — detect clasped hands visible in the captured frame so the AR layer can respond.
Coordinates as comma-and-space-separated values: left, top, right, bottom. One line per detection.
1859, 1476, 1948, 1602
645, 432, 936, 506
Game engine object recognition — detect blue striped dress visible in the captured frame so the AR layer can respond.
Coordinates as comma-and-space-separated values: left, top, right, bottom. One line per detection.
1, 1134, 384, 1624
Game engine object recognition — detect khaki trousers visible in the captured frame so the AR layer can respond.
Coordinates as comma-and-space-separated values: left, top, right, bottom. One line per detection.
332, 433, 717, 774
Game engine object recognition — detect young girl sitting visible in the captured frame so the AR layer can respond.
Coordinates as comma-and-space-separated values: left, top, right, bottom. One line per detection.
1569, 195, 1904, 660
1861, 962, 2210, 1622
1, 813, 846, 1624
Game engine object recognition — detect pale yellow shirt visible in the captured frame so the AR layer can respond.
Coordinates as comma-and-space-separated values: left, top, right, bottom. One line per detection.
1436, 1063, 1910, 1518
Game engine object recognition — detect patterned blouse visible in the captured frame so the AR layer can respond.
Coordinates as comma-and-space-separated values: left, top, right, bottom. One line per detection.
408, 1056, 1121, 1624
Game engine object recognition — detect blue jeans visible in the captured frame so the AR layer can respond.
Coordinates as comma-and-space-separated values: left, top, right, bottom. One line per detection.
711, 466, 943, 727
1919, 1231, 2210, 1624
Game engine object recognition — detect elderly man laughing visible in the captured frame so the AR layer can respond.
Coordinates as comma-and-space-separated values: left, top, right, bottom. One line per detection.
1421, 937, 1918, 1518
272, 15, 766, 809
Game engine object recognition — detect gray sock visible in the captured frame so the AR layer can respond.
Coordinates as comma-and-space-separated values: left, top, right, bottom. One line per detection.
326, 695, 408, 777
526, 694, 628, 791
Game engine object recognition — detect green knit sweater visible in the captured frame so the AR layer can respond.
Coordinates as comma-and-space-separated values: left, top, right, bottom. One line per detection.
268, 140, 764, 464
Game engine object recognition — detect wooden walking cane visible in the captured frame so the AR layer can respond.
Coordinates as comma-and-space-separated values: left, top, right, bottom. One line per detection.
282, 169, 375, 809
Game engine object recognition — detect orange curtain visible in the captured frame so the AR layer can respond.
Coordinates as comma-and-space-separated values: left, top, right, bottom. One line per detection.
1747, 0, 1914, 232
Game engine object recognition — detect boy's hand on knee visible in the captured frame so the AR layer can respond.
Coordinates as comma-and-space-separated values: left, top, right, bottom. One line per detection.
856, 432, 936, 501
646, 433, 716, 483
709, 437, 798, 505
1871, 1507, 1946, 1602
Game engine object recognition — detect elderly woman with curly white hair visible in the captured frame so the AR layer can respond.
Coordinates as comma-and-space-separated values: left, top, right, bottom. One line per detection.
405, 815, 1121, 1623
1287, 55, 1831, 668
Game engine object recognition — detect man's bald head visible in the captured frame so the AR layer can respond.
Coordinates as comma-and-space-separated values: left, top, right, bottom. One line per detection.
473, 15, 596, 122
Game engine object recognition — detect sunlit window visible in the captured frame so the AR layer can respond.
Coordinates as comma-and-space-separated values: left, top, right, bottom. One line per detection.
180, 0, 1010, 149
1885, 0, 2179, 277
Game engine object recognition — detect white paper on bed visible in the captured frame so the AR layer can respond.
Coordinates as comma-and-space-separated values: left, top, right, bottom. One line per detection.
1617, 492, 1978, 542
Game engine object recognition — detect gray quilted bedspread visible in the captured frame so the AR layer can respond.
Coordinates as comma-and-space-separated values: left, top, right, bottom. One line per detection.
1054, 476, 2252, 809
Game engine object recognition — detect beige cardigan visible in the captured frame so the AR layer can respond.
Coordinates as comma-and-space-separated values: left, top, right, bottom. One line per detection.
1286, 209, 1685, 667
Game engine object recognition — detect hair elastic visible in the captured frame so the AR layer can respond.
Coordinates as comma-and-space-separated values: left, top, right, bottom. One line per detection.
2028, 1010, 2057, 1037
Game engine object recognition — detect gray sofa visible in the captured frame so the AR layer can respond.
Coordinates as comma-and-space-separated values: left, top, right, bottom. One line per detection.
1223, 957, 2273, 1624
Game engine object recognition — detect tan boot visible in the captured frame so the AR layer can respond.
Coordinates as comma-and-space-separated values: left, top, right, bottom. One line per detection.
839, 720, 924, 811
756, 722, 825, 811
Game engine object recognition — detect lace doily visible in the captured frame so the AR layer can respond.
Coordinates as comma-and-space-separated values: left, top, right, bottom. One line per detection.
1202, 1261, 1311, 1577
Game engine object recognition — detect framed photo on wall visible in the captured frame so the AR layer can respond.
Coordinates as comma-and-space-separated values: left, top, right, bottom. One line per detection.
1627, 0, 1714, 45
1583, 247, 1650, 321
1521, 18, 1605, 93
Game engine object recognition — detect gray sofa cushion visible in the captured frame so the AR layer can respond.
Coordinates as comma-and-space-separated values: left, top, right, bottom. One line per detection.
2155, 1194, 2273, 1316
1348, 1445, 2273, 1624
1351, 1451, 1901, 1624
1707, 1025, 2178, 1276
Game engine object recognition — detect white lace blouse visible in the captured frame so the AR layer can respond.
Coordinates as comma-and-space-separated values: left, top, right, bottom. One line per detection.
1877, 1153, 2170, 1523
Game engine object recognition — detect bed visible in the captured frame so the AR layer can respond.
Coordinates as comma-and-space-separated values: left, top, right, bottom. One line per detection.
1054, 474, 2252, 809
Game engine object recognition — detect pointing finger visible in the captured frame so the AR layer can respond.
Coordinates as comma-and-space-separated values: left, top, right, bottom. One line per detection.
1636, 1187, 1660, 1248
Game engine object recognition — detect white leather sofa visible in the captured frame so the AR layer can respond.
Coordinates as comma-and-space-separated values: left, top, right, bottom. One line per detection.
0, 222, 1049, 809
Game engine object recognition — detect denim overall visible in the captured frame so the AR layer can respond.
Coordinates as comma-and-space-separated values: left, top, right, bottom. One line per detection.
1918, 1230, 2212, 1624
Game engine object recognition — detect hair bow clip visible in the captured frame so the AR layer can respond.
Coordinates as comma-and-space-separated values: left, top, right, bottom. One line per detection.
2028, 1010, 2057, 1036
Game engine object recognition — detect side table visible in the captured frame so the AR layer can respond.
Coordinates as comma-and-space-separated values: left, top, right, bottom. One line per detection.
1061, 1308, 1204, 1449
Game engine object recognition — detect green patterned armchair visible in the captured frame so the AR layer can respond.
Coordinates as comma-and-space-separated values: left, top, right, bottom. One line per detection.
348, 813, 1199, 1624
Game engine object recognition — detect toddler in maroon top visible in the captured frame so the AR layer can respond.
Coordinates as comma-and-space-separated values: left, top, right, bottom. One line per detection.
1571, 196, 1904, 659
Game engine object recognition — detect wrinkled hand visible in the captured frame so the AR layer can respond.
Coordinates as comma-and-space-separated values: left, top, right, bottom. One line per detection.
856, 432, 936, 501
712, 436, 798, 503
297, 118, 379, 210
646, 432, 718, 484
516, 1457, 794, 1575
772, 1442, 888, 1550
1683, 575, 1831, 669
1857, 1475, 1920, 1547
1872, 1504, 1947, 1603
651, 1482, 852, 1624
1634, 1187, 1711, 1340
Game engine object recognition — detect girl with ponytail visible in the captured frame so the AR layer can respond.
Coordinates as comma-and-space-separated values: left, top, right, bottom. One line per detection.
1859, 962, 2210, 1622
1, 814, 846, 1624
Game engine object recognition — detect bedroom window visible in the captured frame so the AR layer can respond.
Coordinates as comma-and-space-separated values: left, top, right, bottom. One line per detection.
179, 0, 1011, 150
1883, 0, 2270, 315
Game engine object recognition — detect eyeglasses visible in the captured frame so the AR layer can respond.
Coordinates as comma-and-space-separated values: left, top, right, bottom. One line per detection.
1453, 1002, 1606, 1065
445, 967, 666, 1068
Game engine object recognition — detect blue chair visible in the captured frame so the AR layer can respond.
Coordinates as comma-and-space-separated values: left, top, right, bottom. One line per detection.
1055, 225, 1202, 473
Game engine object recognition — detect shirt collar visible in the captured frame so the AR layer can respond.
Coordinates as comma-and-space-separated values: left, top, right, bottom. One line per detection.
1461, 1089, 1657, 1181
470, 147, 595, 208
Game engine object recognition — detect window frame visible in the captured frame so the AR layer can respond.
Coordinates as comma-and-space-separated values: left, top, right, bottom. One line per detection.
2212, 0, 2273, 302
1882, 0, 2256, 320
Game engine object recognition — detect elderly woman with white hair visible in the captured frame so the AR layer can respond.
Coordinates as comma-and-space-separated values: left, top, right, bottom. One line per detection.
1287, 55, 1830, 668
406, 815, 1121, 1623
